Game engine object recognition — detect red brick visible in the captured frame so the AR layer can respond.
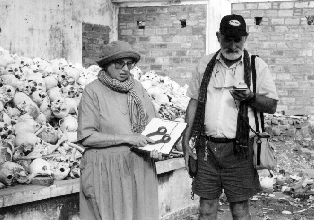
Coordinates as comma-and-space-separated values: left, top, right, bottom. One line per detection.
278, 10, 293, 17
265, 10, 278, 17
279, 2, 294, 9
285, 18, 300, 25
251, 10, 264, 17
271, 18, 285, 25
259, 3, 272, 9
295, 2, 310, 8
246, 3, 258, 10
233, 3, 245, 11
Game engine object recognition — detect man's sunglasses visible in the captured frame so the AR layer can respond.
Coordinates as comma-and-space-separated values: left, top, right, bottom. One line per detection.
222, 36, 243, 43
113, 60, 136, 70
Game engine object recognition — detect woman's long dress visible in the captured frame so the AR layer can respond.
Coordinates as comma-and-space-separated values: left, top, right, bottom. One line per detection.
78, 79, 159, 220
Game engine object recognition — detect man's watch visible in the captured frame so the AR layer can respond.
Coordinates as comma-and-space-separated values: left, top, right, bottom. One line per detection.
245, 92, 256, 104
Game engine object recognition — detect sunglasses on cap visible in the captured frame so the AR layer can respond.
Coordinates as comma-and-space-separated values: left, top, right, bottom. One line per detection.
113, 60, 136, 70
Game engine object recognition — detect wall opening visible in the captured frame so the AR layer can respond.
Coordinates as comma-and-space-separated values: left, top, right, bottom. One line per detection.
137, 21, 145, 29
254, 17, 263, 25
180, 19, 186, 28
306, 16, 314, 25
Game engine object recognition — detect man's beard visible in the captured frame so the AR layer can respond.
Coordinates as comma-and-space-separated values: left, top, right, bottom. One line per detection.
221, 48, 242, 60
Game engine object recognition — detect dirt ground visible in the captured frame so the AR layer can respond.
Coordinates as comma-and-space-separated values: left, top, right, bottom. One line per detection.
183, 133, 314, 220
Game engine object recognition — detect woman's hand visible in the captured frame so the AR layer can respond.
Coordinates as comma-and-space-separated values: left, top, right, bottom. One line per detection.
124, 134, 155, 147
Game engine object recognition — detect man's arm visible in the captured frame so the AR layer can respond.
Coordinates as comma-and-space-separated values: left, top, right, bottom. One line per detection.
182, 98, 198, 170
247, 93, 277, 114
230, 90, 278, 114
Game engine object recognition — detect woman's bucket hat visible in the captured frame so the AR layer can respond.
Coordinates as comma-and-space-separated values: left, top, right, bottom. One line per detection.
96, 41, 141, 67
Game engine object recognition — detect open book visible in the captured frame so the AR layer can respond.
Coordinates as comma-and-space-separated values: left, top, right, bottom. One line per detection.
131, 118, 187, 156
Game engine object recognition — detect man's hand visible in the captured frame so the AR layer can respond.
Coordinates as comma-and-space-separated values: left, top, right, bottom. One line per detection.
229, 88, 253, 102
183, 141, 197, 172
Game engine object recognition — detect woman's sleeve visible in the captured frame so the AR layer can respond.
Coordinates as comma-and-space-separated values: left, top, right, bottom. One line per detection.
140, 83, 160, 122
77, 87, 116, 148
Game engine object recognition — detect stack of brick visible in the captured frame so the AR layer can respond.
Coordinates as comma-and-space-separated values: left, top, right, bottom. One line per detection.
264, 114, 311, 140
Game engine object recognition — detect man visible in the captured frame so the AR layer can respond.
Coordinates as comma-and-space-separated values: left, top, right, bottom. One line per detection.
182, 14, 279, 220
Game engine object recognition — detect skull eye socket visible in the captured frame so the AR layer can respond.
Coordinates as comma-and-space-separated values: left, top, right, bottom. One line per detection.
60, 168, 65, 172
7, 175, 13, 180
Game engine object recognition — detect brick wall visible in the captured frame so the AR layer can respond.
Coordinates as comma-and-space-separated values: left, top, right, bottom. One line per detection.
82, 23, 111, 68
232, 1, 314, 115
118, 5, 207, 86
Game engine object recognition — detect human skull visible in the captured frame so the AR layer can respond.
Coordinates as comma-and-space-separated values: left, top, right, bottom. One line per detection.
51, 98, 70, 118
0, 161, 28, 184
51, 161, 70, 180
28, 158, 52, 181
16, 80, 32, 96
5, 63, 20, 75
16, 100, 40, 119
39, 97, 52, 121
4, 106, 21, 118
37, 124, 59, 144
0, 140, 13, 165
42, 65, 54, 77
44, 75, 59, 90
61, 84, 79, 98
58, 71, 70, 87
32, 90, 48, 107
0, 122, 14, 140
14, 121, 40, 134
76, 77, 87, 90
69, 167, 80, 179
0, 84, 15, 104
0, 167, 13, 186
0, 74, 19, 88
28, 77, 46, 92
59, 115, 78, 133
47, 86, 63, 102
14, 132, 39, 153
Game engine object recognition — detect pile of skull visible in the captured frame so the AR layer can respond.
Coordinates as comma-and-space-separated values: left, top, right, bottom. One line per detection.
0, 47, 99, 188
0, 47, 190, 188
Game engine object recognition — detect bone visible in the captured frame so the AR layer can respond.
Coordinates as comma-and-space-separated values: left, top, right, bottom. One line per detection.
66, 142, 85, 153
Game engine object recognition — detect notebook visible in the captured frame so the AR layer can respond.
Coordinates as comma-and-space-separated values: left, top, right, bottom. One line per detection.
131, 117, 187, 156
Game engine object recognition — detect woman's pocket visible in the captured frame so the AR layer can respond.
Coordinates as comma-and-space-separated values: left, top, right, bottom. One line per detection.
81, 163, 95, 199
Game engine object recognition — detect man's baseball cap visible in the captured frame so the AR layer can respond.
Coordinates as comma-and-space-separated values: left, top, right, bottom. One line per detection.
219, 14, 248, 37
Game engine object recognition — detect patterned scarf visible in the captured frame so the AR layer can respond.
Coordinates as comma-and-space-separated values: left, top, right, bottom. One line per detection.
98, 70, 147, 133
191, 49, 252, 157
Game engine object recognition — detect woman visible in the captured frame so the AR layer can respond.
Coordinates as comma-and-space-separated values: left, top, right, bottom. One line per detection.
78, 41, 161, 220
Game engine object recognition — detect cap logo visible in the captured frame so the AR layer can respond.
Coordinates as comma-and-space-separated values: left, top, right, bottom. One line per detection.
229, 20, 241, 26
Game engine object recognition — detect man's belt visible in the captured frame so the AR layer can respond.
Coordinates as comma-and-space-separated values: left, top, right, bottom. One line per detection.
206, 136, 235, 143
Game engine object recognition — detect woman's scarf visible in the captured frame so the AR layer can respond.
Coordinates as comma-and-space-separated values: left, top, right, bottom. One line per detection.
191, 49, 252, 158
98, 70, 147, 133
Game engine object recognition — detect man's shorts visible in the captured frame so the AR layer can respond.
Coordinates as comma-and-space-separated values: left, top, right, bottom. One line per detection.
192, 137, 261, 203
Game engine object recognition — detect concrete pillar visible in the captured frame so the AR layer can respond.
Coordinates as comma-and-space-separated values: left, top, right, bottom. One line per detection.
207, 0, 231, 54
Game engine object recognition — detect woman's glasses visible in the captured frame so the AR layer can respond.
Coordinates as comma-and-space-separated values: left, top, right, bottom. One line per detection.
113, 60, 135, 70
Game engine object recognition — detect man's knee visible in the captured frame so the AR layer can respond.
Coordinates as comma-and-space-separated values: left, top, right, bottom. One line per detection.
229, 200, 251, 219
199, 197, 219, 219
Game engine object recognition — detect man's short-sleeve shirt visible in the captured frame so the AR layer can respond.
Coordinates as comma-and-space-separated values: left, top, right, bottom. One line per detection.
187, 51, 279, 138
